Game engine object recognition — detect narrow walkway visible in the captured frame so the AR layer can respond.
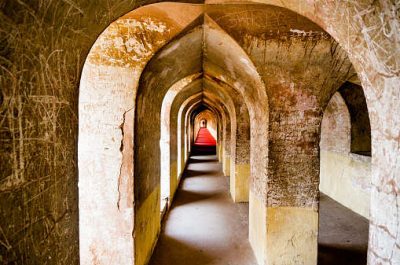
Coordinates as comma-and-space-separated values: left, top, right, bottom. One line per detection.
149, 153, 258, 265
150, 152, 369, 265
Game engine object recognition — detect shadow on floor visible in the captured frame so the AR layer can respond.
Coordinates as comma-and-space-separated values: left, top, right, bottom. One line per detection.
152, 149, 369, 265
191, 145, 216, 155
150, 151, 258, 265
184, 169, 221, 178
172, 189, 221, 207
318, 194, 368, 265
188, 158, 218, 164
149, 235, 216, 265
318, 244, 367, 265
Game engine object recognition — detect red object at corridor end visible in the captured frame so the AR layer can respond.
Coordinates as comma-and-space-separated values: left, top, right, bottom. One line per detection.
194, 128, 217, 146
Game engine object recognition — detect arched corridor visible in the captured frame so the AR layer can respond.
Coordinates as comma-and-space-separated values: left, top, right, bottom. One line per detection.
1, 1, 399, 265
149, 128, 369, 265
149, 153, 258, 265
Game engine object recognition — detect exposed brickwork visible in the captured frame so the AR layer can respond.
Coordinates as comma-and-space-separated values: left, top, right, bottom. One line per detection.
1, 1, 399, 264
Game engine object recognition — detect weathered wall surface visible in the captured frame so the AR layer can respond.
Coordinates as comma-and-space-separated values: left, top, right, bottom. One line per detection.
79, 12, 173, 265
232, 104, 251, 202
221, 106, 232, 176
209, 4, 353, 208
0, 2, 205, 264
80, 5, 203, 265
320, 92, 371, 219
0, 1, 145, 263
320, 93, 351, 154
203, 15, 269, 201
208, 5, 354, 264
1, 1, 399, 265
226, 2, 399, 263
79, 64, 137, 265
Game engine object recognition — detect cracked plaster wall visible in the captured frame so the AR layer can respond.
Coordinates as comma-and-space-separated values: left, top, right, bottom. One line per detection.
1, 1, 399, 265
222, 1, 400, 263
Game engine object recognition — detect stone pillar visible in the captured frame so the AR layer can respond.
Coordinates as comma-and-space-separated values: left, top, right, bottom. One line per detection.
218, 124, 223, 162
248, 112, 269, 265
265, 84, 321, 265
240, 35, 351, 265
230, 105, 251, 202
222, 116, 231, 176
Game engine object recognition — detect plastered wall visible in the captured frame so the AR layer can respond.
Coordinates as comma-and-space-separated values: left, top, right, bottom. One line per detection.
1, 1, 399, 265
320, 92, 371, 219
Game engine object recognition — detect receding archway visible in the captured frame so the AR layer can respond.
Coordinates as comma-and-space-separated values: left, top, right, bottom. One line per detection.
76, 3, 380, 265
2, 1, 398, 265
160, 74, 202, 213
77, 4, 203, 264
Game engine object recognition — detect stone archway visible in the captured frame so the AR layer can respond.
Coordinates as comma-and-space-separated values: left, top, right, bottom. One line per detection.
2, 1, 397, 265
78, 3, 367, 265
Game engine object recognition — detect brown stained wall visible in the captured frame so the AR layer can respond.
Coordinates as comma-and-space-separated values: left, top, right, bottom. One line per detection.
208, 5, 354, 208
1, 1, 399, 264
266, 87, 322, 208
0, 1, 145, 263
262, 44, 352, 208
235, 104, 251, 165
79, 6, 205, 264
207, 2, 400, 261
234, 2, 399, 263
222, 106, 232, 158
0, 2, 208, 263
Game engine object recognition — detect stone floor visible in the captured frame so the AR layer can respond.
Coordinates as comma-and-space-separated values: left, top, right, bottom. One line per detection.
149, 154, 257, 265
318, 194, 369, 265
149, 153, 369, 265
